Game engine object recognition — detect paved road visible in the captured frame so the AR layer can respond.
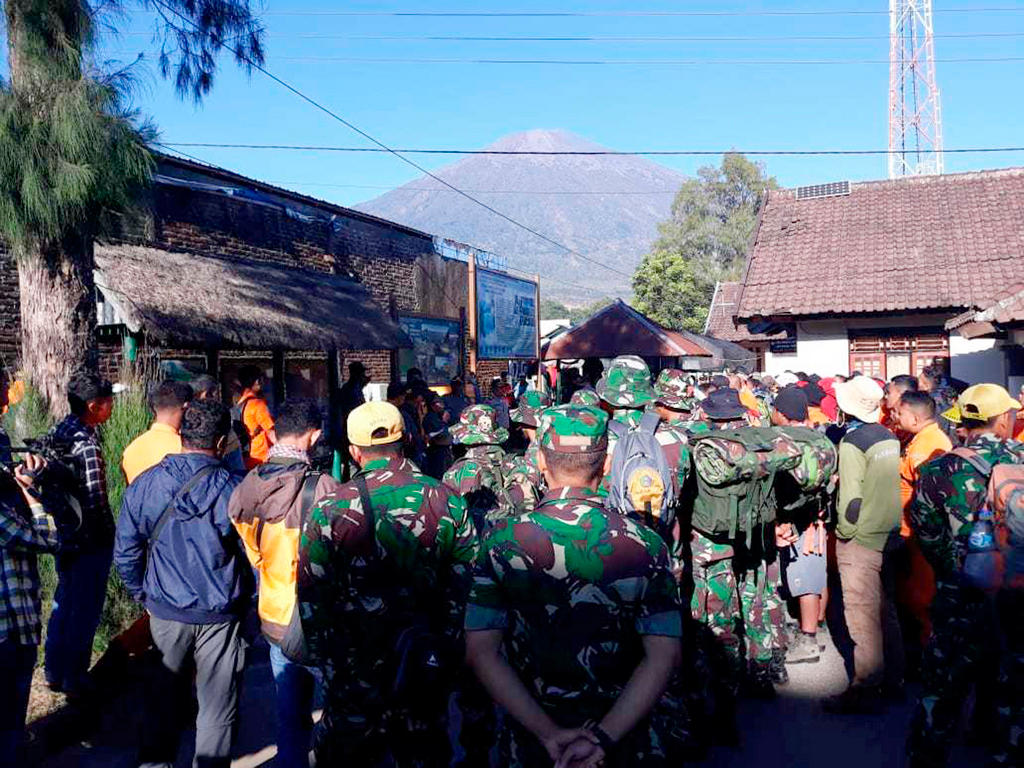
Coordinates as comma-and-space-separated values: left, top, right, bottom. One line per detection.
42, 635, 981, 768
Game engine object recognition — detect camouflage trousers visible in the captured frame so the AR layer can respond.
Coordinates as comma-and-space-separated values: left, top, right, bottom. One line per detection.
313, 674, 451, 768
690, 529, 742, 673
907, 583, 1024, 767
735, 536, 783, 665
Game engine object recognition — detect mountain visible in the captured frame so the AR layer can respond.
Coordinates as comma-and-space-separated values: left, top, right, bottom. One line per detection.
354, 129, 685, 303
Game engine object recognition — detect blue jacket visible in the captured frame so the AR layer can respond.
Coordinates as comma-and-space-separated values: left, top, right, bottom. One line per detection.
115, 453, 251, 624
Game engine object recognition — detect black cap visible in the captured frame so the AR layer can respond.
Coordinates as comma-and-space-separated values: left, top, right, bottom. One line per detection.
711, 374, 731, 389
774, 385, 809, 422
701, 388, 747, 420
802, 382, 826, 406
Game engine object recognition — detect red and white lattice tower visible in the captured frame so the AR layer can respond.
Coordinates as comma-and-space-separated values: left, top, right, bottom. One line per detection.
888, 0, 944, 177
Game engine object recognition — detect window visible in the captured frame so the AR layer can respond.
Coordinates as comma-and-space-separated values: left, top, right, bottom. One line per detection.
848, 330, 949, 380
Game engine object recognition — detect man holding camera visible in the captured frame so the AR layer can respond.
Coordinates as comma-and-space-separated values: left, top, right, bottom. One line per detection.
44, 370, 115, 695
0, 451, 61, 760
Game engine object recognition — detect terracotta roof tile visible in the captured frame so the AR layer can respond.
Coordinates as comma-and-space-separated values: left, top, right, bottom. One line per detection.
704, 282, 785, 343
737, 167, 1024, 319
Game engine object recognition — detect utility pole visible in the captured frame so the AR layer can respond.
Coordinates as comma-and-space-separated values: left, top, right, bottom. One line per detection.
888, 0, 944, 178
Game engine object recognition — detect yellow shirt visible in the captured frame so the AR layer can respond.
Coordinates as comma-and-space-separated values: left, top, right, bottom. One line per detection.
122, 422, 182, 485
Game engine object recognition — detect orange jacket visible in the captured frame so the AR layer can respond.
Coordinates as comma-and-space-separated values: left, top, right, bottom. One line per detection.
899, 421, 952, 537
238, 389, 275, 468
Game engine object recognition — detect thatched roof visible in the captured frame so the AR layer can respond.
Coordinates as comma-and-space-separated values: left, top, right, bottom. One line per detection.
95, 244, 410, 351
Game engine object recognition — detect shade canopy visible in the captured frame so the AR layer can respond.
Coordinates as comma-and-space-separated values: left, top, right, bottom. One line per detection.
95, 244, 410, 351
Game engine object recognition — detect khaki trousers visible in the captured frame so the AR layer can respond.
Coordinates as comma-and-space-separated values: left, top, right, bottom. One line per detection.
836, 538, 904, 688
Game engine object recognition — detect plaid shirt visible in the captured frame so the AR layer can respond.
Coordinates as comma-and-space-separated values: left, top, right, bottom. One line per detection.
0, 492, 60, 646
51, 415, 113, 549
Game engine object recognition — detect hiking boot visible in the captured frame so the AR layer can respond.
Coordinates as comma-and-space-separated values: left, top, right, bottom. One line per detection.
822, 685, 884, 715
743, 663, 777, 700
786, 631, 821, 664
817, 621, 830, 652
770, 649, 789, 684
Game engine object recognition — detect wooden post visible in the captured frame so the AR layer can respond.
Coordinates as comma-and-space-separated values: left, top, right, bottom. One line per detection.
327, 348, 343, 480
534, 274, 543, 392
468, 253, 478, 376
272, 350, 286, 410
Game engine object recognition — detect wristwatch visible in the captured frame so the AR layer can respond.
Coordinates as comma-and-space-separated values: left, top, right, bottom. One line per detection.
584, 720, 616, 754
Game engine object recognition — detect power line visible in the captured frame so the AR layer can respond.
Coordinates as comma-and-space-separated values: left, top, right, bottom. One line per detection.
260, 55, 1024, 65
161, 142, 1024, 157
175, 6, 1024, 16
149, 0, 633, 281
248, 181, 681, 195
121, 31, 1024, 42
154, 141, 605, 296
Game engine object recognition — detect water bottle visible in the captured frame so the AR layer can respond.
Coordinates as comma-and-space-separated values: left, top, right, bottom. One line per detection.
962, 509, 1000, 591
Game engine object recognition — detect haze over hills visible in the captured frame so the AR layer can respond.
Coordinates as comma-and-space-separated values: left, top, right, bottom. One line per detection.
354, 129, 685, 303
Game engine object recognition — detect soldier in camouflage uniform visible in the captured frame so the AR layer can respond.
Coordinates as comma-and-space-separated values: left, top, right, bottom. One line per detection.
443, 404, 513, 533
465, 405, 683, 768
297, 401, 477, 767
653, 368, 710, 437
570, 387, 601, 407
500, 391, 551, 516
907, 384, 1024, 768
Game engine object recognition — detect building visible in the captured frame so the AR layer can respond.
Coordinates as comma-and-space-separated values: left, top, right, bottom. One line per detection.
733, 168, 1024, 385
0, 152, 513, 408
704, 281, 793, 372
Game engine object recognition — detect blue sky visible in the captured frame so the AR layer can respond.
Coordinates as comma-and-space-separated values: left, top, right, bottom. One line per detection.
10, 1, 1024, 206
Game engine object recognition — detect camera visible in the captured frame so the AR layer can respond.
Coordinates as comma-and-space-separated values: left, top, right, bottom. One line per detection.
1, 435, 83, 532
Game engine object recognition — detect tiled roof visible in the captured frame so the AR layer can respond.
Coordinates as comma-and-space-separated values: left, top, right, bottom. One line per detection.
946, 282, 1024, 334
704, 281, 784, 342
736, 167, 1024, 320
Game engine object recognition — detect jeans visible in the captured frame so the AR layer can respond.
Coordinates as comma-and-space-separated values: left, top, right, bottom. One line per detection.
45, 544, 113, 691
0, 640, 37, 764
141, 616, 246, 768
269, 643, 321, 768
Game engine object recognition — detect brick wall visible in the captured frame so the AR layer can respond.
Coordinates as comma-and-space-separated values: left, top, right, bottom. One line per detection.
0, 247, 20, 368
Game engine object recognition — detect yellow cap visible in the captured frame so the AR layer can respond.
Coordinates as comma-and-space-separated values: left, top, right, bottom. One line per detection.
957, 383, 1022, 422
940, 403, 962, 425
347, 401, 404, 447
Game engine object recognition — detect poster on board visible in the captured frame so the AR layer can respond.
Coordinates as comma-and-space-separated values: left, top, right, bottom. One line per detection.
476, 268, 538, 360
397, 314, 463, 385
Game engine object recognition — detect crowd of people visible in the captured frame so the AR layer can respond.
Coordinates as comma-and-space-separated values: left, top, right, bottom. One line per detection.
0, 358, 1021, 768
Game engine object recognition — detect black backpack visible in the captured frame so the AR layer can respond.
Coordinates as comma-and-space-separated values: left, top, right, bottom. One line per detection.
230, 396, 262, 457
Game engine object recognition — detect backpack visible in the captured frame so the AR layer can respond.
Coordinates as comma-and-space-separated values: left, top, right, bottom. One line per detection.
773, 425, 839, 515
690, 427, 803, 546
446, 451, 512, 534
948, 446, 1024, 591
607, 411, 676, 530
230, 396, 260, 457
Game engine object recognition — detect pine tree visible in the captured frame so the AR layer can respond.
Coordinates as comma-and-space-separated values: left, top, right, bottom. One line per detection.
0, 0, 263, 414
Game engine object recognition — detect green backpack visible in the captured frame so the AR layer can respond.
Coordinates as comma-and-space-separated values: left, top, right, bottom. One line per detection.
690, 427, 803, 544
773, 425, 838, 512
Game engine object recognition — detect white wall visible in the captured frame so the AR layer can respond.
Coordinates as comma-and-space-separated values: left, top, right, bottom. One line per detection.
949, 333, 1007, 385
762, 314, 1012, 385
763, 319, 849, 377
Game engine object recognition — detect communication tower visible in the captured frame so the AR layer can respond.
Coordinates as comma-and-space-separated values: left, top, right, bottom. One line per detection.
888, 0, 944, 177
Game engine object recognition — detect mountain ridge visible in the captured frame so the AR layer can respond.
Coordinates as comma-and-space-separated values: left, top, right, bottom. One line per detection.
354, 129, 685, 303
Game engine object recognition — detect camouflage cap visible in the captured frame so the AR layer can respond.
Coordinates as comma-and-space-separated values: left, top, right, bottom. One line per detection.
654, 368, 695, 410
595, 355, 654, 408
450, 404, 510, 445
509, 390, 551, 427
569, 387, 601, 407
538, 405, 609, 454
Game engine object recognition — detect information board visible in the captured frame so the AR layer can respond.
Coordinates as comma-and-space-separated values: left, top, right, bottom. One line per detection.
476, 268, 538, 360
397, 314, 463, 385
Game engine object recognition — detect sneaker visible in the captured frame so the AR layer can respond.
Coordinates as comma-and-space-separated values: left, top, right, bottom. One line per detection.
786, 632, 821, 664
822, 685, 884, 715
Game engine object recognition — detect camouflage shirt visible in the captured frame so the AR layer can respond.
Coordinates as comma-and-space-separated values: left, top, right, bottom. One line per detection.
298, 455, 477, 680
501, 444, 544, 516
910, 432, 1024, 582
599, 410, 691, 506
444, 445, 515, 528
465, 487, 682, 717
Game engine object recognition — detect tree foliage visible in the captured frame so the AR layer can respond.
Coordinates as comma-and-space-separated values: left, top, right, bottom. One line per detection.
632, 153, 776, 332
0, 0, 264, 414
540, 298, 570, 320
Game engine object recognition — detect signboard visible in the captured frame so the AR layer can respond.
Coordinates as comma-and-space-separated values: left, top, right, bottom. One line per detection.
769, 337, 797, 354
476, 268, 538, 360
397, 314, 463, 385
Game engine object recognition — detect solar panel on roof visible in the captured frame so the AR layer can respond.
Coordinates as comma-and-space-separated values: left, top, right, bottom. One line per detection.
796, 181, 851, 201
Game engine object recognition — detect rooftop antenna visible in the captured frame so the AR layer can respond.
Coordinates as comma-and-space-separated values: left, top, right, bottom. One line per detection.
888, 0, 944, 178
